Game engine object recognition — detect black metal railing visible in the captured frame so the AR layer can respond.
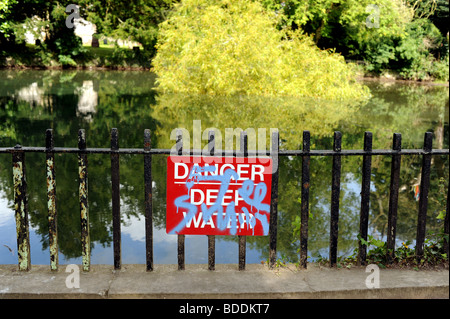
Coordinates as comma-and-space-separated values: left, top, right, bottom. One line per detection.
1, 129, 449, 272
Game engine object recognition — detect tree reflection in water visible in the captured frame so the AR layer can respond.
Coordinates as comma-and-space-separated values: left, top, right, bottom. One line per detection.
0, 70, 448, 265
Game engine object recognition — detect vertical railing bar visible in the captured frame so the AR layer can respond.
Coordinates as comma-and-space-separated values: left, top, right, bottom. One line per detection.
300, 131, 310, 269
386, 133, 401, 264
358, 132, 372, 266
12, 144, 31, 271
329, 131, 342, 267
207, 130, 216, 271
176, 129, 185, 270
444, 182, 449, 258
144, 129, 153, 271
269, 131, 279, 269
415, 132, 433, 260
78, 129, 90, 272
111, 128, 121, 270
46, 129, 58, 271
238, 131, 247, 271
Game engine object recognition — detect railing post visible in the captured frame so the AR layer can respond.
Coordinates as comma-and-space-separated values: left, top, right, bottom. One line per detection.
111, 128, 121, 270
12, 144, 31, 271
386, 133, 401, 264
207, 130, 216, 271
144, 129, 153, 271
78, 129, 90, 272
268, 131, 279, 269
46, 129, 58, 271
239, 131, 248, 271
300, 131, 310, 269
358, 132, 372, 265
176, 129, 185, 270
415, 132, 433, 260
329, 131, 342, 267
444, 183, 449, 258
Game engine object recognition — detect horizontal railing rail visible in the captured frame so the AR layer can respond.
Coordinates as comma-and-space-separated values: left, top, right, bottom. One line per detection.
1, 129, 449, 272
1, 147, 448, 156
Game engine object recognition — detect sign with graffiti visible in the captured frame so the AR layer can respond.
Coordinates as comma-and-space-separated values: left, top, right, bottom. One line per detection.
166, 156, 273, 236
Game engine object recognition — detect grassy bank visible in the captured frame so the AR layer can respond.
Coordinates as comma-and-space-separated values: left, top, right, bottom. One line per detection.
0, 44, 151, 70
349, 60, 449, 85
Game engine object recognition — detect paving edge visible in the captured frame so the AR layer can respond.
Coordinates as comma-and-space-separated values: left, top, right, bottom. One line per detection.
1, 286, 448, 299
1, 264, 448, 299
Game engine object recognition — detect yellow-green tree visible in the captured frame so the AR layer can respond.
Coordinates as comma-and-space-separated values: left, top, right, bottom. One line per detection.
152, 0, 370, 100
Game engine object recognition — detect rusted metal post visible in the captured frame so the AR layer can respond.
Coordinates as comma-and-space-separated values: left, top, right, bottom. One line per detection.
269, 131, 279, 269
46, 129, 58, 271
207, 130, 216, 271
111, 128, 121, 270
144, 129, 153, 271
300, 131, 310, 269
329, 131, 342, 267
386, 133, 401, 263
12, 144, 31, 271
358, 132, 372, 266
176, 129, 185, 270
239, 131, 248, 271
78, 129, 90, 271
415, 132, 433, 260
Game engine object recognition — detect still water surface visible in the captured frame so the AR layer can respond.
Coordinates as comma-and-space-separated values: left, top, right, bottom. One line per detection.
0, 70, 448, 266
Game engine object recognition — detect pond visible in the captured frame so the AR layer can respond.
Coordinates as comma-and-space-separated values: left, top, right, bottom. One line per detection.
0, 69, 448, 266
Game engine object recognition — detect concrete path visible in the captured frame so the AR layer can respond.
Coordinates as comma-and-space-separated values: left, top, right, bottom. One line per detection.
0, 263, 448, 299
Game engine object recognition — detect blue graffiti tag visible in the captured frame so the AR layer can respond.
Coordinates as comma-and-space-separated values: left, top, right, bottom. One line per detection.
169, 163, 270, 235
238, 180, 270, 213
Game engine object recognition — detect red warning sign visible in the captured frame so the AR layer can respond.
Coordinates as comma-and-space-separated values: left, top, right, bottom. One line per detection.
166, 156, 273, 236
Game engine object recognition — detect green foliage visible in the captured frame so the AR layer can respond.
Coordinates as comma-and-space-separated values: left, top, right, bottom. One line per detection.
153, 0, 370, 100
1, 1, 88, 67
2, 0, 448, 79
429, 56, 449, 81
260, 0, 414, 53
361, 7, 448, 80
45, 3, 87, 66
261, 0, 449, 81
316, 232, 448, 268
102, 46, 152, 68
0, 0, 18, 38
428, 0, 449, 37
363, 18, 449, 81
80, 0, 176, 57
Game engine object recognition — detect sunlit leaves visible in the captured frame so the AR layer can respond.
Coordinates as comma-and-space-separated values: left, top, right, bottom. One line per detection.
152, 0, 370, 101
